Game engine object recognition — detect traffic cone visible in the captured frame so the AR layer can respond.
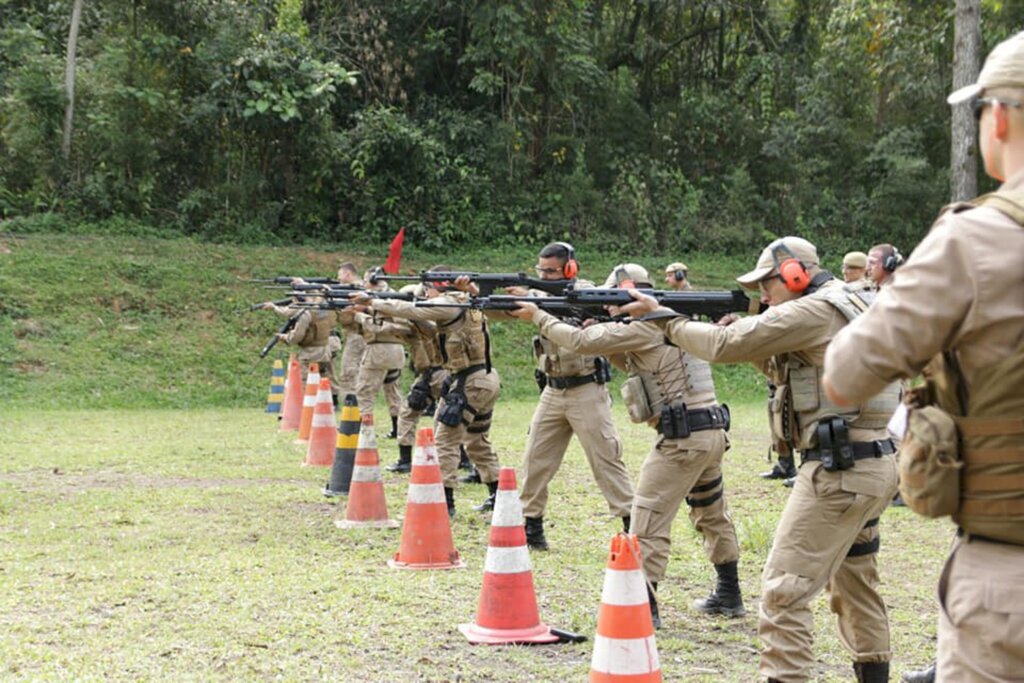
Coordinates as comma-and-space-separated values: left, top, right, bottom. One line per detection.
295, 363, 321, 443
265, 359, 285, 414
279, 357, 303, 431
459, 466, 558, 644
336, 415, 398, 528
590, 534, 661, 683
325, 394, 360, 497
302, 378, 336, 467
388, 427, 465, 570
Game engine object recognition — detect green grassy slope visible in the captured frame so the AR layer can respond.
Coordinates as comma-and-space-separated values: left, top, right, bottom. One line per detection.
0, 232, 767, 408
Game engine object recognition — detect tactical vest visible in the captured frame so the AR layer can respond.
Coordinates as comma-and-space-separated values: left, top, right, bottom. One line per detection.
769, 283, 901, 450
622, 342, 717, 423
533, 335, 600, 378
408, 321, 443, 373
299, 310, 336, 347
932, 190, 1024, 544
437, 294, 490, 372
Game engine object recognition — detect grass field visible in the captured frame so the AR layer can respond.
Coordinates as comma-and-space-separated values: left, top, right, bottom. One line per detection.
1, 400, 949, 682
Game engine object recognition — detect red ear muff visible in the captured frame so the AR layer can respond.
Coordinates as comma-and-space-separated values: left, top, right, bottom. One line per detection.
777, 258, 810, 292
562, 258, 579, 279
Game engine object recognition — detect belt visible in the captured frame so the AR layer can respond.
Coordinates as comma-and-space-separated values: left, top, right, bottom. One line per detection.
656, 405, 730, 435
957, 528, 1024, 547
545, 372, 601, 390
801, 439, 896, 464
452, 364, 487, 380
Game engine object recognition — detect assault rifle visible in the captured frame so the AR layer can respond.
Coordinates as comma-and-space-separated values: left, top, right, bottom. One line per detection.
415, 288, 751, 322
289, 290, 417, 309
259, 311, 303, 358
250, 297, 294, 311
249, 276, 340, 285
367, 268, 573, 296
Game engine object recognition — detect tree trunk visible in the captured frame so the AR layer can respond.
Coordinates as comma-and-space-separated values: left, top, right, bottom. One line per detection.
62, 0, 84, 161
950, 0, 981, 201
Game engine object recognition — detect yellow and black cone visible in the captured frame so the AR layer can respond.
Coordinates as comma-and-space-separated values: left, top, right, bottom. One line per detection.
325, 394, 360, 496
265, 359, 285, 414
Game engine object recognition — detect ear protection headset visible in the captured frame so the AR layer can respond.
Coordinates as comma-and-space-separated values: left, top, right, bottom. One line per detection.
553, 241, 579, 279
673, 269, 687, 282
770, 241, 811, 293
883, 247, 904, 273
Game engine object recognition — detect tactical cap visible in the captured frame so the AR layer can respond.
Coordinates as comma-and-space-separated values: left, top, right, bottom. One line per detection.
843, 251, 868, 269
736, 236, 819, 288
664, 261, 688, 275
602, 263, 652, 288
948, 31, 1024, 104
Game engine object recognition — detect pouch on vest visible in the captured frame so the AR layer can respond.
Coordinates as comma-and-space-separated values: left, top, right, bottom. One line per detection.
768, 383, 794, 450
621, 375, 653, 423
899, 404, 962, 518
438, 392, 467, 427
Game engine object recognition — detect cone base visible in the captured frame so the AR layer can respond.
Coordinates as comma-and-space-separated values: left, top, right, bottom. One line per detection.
323, 485, 349, 498
301, 461, 332, 468
336, 518, 400, 529
458, 622, 559, 645
387, 557, 467, 571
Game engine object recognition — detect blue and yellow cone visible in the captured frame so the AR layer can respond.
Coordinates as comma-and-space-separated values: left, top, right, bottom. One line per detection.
265, 359, 285, 414
325, 394, 361, 497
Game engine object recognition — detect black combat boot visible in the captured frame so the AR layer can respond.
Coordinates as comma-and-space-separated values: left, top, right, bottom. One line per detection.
386, 415, 398, 439
332, 393, 339, 407
386, 444, 412, 473
444, 486, 455, 519
900, 662, 935, 683
853, 661, 890, 683
693, 560, 746, 617
458, 444, 472, 470
460, 466, 482, 484
473, 481, 499, 512
525, 516, 549, 550
760, 455, 796, 480
647, 581, 661, 630
622, 516, 631, 533
783, 475, 796, 488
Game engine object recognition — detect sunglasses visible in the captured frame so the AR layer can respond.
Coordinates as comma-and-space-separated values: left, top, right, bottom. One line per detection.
972, 96, 1023, 121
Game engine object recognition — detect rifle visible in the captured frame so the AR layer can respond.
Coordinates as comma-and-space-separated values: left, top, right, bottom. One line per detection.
290, 290, 417, 309
249, 276, 340, 285
367, 269, 574, 296
250, 298, 294, 311
415, 288, 750, 322
259, 311, 303, 358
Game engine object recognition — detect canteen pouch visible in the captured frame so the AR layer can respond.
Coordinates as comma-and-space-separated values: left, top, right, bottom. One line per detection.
621, 375, 653, 424
899, 404, 962, 518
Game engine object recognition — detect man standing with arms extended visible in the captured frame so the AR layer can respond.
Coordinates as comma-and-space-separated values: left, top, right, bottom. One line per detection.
824, 31, 1024, 683
623, 237, 900, 682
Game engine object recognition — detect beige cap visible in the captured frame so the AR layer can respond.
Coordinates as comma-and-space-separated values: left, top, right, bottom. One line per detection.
736, 236, 819, 288
603, 263, 652, 288
843, 251, 868, 269
664, 261, 688, 274
948, 31, 1024, 104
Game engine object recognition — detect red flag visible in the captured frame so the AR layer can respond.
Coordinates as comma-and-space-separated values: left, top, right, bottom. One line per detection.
383, 226, 405, 274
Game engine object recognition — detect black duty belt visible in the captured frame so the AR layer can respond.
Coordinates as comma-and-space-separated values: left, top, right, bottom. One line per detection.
545, 372, 601, 390
656, 405, 730, 435
452, 364, 487, 380
801, 439, 896, 464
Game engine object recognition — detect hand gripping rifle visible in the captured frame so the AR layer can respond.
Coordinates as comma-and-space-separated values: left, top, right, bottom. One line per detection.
259, 310, 303, 358
367, 268, 574, 297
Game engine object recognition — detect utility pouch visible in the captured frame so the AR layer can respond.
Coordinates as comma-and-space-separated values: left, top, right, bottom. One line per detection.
594, 357, 612, 385
438, 392, 467, 427
620, 375, 653, 423
407, 379, 431, 411
817, 418, 854, 471
534, 369, 547, 393
899, 404, 962, 518
660, 403, 691, 439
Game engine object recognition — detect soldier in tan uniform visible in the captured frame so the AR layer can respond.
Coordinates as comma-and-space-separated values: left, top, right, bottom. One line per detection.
261, 301, 340, 396
497, 243, 633, 550
356, 268, 501, 516
349, 308, 409, 433
510, 263, 740, 627
865, 244, 902, 289
334, 263, 367, 400
842, 252, 868, 283
623, 237, 900, 683
664, 261, 693, 291
824, 31, 1024, 683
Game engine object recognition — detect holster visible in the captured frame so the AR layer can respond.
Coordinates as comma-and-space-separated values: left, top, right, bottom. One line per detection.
659, 403, 691, 439
534, 369, 547, 393
816, 418, 855, 471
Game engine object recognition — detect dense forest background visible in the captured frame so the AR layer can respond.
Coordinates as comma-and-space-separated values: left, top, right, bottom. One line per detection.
1, 1, 1022, 253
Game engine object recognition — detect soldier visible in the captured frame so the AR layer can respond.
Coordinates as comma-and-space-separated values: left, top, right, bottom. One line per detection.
842, 252, 868, 283
510, 263, 740, 627
360, 267, 403, 434
498, 242, 634, 550
622, 237, 900, 682
664, 261, 693, 291
349, 307, 409, 435
824, 30, 1024, 683
356, 267, 501, 516
865, 244, 903, 289
261, 297, 340, 397
335, 262, 367, 401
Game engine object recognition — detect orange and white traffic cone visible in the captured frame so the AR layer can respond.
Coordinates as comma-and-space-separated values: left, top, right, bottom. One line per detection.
459, 466, 558, 644
336, 415, 397, 528
589, 534, 661, 683
279, 357, 303, 431
388, 427, 465, 570
325, 394, 360, 497
295, 362, 320, 443
302, 378, 336, 467
265, 358, 285, 414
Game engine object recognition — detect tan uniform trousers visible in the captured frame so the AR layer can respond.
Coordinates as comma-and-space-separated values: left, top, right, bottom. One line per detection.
296, 345, 338, 394
520, 381, 633, 519
937, 536, 1024, 682
758, 456, 897, 683
338, 333, 365, 400
397, 368, 449, 447
631, 428, 737, 583
435, 368, 501, 488
383, 374, 402, 417
355, 343, 404, 419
